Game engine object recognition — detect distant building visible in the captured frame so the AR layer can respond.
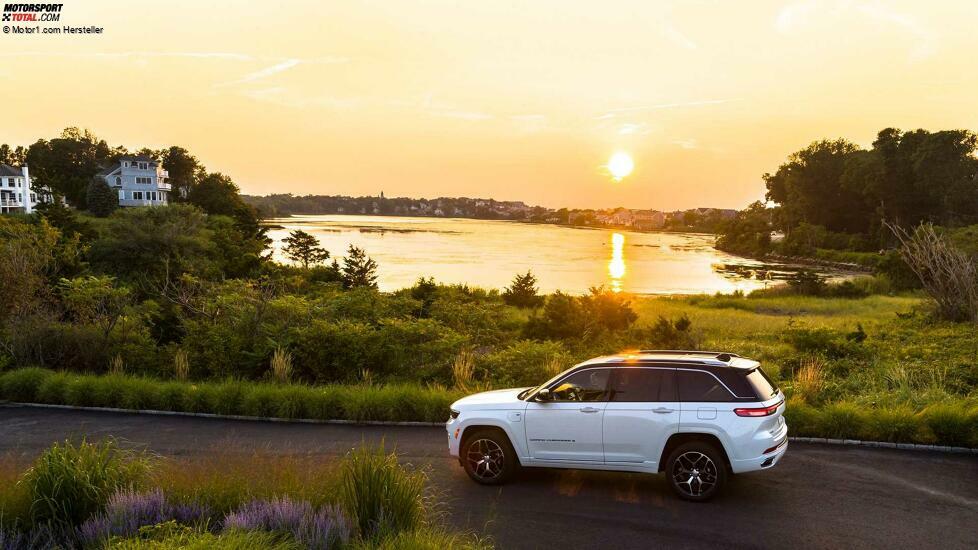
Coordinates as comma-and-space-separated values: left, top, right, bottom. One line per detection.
98, 155, 171, 207
0, 164, 54, 214
633, 210, 665, 230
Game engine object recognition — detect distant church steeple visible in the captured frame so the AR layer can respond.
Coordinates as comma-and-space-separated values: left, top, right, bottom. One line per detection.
380, 190, 385, 199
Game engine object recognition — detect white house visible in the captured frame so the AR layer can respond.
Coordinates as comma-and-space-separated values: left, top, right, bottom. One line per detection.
0, 164, 44, 214
98, 155, 170, 207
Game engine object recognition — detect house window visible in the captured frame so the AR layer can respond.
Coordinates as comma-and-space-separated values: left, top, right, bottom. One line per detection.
115, 177, 122, 186
139, 162, 148, 170
30, 193, 36, 202
119, 190, 125, 200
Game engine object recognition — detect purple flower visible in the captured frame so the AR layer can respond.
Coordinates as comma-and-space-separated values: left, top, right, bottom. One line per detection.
223, 497, 350, 549
77, 489, 212, 546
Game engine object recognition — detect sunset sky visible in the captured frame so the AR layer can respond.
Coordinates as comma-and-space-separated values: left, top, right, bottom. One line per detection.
2, 1, 977, 210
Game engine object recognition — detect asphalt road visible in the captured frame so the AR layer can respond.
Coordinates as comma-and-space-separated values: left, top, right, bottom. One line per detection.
1, 406, 976, 549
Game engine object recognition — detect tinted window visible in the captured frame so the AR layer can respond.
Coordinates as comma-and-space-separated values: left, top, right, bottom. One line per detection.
610, 368, 677, 402
746, 368, 778, 399
677, 370, 735, 402
550, 369, 610, 402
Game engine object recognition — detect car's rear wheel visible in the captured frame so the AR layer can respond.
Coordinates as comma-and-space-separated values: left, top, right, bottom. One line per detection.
666, 442, 727, 501
462, 429, 517, 485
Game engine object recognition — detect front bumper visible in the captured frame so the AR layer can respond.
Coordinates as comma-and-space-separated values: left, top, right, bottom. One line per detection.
446, 417, 462, 458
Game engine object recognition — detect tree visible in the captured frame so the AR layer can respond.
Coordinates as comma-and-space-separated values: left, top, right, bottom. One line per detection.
282, 229, 330, 268
341, 245, 378, 289
0, 143, 26, 165
25, 127, 114, 208
160, 146, 205, 201
715, 201, 773, 256
86, 177, 118, 217
503, 270, 544, 308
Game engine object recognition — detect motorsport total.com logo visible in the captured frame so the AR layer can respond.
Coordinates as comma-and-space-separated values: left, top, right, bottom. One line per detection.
2, 3, 63, 22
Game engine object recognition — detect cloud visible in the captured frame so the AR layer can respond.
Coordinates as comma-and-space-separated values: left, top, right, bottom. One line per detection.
595, 98, 740, 120
216, 58, 301, 87
618, 123, 650, 136
660, 23, 697, 50
671, 138, 699, 150
774, 1, 937, 60
0, 51, 255, 60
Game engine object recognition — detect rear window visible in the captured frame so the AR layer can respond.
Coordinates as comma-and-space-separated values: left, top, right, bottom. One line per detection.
677, 371, 735, 402
745, 367, 778, 399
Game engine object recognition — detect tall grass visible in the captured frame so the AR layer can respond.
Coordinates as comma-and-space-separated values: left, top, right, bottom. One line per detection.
110, 354, 125, 376
270, 348, 294, 384
794, 355, 827, 404
20, 439, 153, 528
340, 443, 427, 541
0, 368, 460, 423
173, 349, 190, 382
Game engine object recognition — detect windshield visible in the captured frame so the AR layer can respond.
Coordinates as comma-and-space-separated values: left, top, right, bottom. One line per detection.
520, 365, 577, 400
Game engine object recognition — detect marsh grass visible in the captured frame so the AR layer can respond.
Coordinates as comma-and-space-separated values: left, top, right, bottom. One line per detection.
157, 453, 343, 516
341, 443, 428, 541
21, 439, 153, 528
270, 348, 293, 384
173, 349, 190, 382
794, 356, 827, 404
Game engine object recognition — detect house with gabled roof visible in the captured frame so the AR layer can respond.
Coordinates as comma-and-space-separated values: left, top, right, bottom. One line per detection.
98, 155, 171, 207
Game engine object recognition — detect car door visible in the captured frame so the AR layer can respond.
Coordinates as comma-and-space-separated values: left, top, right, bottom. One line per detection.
524, 367, 611, 462
603, 366, 680, 466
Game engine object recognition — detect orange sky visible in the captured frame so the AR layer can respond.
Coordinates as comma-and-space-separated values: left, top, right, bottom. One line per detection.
2, 1, 977, 210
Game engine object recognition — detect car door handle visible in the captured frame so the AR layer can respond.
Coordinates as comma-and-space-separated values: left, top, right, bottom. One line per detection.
579, 407, 601, 413
652, 407, 674, 414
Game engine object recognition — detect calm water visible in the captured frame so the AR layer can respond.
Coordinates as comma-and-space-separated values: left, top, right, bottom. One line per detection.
265, 215, 832, 295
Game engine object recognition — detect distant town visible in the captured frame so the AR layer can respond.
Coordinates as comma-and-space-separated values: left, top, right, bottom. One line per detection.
243, 193, 738, 233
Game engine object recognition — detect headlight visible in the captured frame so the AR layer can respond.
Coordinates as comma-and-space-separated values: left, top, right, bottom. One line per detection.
449, 408, 460, 420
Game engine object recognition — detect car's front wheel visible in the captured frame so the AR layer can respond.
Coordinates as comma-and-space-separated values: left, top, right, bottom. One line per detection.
666, 442, 727, 501
461, 428, 517, 485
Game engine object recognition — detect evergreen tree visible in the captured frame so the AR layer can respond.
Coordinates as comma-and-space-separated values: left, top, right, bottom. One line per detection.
341, 245, 378, 289
86, 177, 118, 217
503, 270, 544, 308
281, 229, 330, 268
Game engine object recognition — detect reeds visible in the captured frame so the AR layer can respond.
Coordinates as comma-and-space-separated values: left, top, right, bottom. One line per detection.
270, 348, 293, 384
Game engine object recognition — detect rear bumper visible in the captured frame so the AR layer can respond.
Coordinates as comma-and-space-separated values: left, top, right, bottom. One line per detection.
731, 433, 788, 474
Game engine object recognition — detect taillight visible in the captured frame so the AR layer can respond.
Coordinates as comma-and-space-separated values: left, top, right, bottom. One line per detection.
734, 400, 783, 417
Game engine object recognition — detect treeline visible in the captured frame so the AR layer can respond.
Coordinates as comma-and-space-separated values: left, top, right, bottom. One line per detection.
718, 127, 978, 259
243, 193, 548, 220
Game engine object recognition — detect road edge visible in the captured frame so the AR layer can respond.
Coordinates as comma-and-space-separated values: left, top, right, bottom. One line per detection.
3, 401, 977, 454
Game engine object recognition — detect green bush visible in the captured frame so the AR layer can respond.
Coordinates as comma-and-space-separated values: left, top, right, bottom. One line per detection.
477, 340, 570, 387
919, 403, 978, 447
866, 406, 922, 443
21, 439, 153, 527
0, 367, 52, 402
816, 402, 864, 439
340, 443, 427, 541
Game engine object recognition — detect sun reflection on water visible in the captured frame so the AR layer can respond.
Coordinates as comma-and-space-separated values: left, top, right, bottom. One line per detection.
609, 232, 626, 292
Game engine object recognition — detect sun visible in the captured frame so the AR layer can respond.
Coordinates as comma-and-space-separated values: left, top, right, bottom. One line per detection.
607, 151, 634, 181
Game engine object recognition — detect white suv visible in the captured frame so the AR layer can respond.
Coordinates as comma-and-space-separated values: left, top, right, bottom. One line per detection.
447, 351, 787, 501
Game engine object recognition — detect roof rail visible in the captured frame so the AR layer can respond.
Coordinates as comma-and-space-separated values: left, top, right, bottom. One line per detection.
637, 350, 740, 359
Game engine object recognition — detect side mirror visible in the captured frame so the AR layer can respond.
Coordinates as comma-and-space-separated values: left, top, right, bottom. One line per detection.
536, 388, 552, 401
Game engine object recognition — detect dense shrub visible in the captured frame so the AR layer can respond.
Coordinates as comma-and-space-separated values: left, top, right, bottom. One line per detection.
783, 325, 864, 359
501, 271, 543, 308
477, 340, 570, 387
644, 314, 699, 349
